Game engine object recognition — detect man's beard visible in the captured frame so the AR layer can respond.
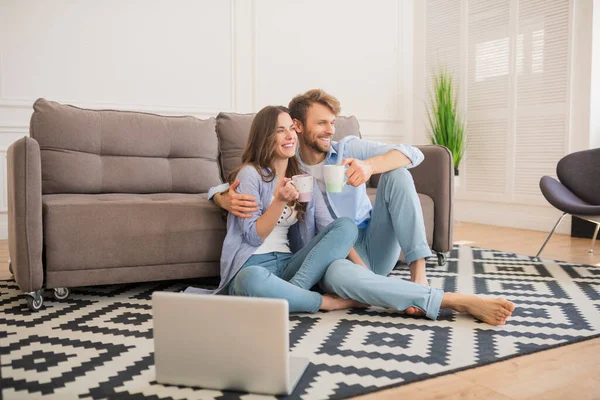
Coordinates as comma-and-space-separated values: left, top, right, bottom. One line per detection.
306, 135, 330, 154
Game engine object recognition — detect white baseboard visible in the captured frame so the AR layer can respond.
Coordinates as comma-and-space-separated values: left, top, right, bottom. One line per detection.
455, 199, 571, 234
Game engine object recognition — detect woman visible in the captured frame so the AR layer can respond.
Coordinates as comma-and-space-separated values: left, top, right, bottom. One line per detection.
202, 105, 364, 312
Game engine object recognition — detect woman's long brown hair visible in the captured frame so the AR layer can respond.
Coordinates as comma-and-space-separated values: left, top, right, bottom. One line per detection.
228, 105, 306, 221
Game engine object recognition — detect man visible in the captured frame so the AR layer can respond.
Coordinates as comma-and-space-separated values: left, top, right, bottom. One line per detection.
210, 89, 432, 315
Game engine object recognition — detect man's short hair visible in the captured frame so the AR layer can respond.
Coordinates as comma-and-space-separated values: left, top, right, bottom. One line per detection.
288, 89, 341, 125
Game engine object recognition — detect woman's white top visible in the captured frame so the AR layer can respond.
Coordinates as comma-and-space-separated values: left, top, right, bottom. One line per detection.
253, 202, 298, 254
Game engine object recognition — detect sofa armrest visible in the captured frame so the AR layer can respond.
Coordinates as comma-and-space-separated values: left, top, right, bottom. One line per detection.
8, 137, 44, 292
369, 145, 454, 253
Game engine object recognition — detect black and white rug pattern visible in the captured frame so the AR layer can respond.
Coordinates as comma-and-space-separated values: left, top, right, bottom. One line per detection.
1, 245, 600, 399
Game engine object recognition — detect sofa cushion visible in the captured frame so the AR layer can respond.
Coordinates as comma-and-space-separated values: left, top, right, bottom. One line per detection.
216, 112, 254, 181
31, 98, 222, 194
42, 193, 226, 271
216, 112, 362, 181
332, 115, 362, 142
367, 188, 434, 247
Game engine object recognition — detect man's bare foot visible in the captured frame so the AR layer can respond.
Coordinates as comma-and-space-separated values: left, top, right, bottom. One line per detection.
320, 294, 366, 311
442, 293, 515, 325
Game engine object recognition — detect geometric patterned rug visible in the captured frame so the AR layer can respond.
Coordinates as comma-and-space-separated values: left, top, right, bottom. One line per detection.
1, 245, 600, 400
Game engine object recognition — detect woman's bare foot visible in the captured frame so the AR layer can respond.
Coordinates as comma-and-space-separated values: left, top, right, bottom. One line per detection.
442, 293, 515, 325
404, 306, 426, 317
320, 294, 366, 311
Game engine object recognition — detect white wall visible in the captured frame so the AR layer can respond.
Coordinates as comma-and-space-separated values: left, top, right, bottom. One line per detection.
0, 0, 415, 239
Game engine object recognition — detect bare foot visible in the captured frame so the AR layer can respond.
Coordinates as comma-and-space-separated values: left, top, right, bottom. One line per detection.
320, 294, 366, 311
442, 293, 515, 325
404, 306, 426, 317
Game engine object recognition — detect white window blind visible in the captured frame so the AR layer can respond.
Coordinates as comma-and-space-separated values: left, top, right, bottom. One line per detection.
424, 0, 571, 203
425, 0, 461, 80
466, 0, 511, 194
514, 0, 570, 197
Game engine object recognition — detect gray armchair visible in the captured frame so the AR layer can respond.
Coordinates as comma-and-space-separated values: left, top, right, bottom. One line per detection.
535, 147, 600, 259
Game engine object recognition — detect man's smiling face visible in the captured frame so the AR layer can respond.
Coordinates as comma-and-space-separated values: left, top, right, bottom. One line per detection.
297, 102, 336, 154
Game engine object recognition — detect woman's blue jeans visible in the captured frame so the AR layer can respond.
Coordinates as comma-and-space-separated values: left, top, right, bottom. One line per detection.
228, 217, 357, 313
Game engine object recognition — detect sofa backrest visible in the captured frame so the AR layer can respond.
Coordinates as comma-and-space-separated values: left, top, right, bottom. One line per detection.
216, 112, 362, 181
30, 99, 222, 194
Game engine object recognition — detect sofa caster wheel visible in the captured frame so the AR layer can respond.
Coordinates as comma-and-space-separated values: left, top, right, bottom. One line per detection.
437, 252, 448, 266
53, 287, 70, 300
9, 262, 13, 275
26, 291, 44, 311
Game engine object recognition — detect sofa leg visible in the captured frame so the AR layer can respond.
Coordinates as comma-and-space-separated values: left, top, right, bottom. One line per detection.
53, 287, 70, 300
26, 290, 44, 311
436, 252, 448, 266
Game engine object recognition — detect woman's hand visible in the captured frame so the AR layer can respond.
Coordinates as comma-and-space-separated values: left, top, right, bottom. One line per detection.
274, 177, 299, 203
255, 177, 298, 239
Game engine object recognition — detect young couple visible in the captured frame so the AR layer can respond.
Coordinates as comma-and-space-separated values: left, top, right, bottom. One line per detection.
197, 89, 514, 325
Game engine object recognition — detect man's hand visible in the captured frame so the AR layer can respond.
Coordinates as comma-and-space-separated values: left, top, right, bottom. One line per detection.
220, 180, 258, 218
341, 158, 374, 187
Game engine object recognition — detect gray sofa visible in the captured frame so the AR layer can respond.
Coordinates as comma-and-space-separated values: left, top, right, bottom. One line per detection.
8, 99, 453, 311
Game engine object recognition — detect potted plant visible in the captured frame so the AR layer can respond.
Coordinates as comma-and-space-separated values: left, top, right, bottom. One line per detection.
426, 67, 466, 186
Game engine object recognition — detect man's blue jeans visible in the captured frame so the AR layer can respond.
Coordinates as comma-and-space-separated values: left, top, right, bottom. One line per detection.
322, 168, 444, 320
356, 167, 433, 275
228, 217, 357, 313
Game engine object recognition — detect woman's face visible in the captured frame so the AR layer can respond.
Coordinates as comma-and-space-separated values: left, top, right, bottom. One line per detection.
272, 112, 297, 160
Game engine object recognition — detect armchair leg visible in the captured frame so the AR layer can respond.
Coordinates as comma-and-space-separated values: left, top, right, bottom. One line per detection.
589, 223, 600, 253
534, 213, 568, 261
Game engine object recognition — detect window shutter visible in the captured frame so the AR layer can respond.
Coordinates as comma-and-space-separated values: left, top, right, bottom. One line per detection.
424, 0, 571, 202
514, 0, 570, 197
466, 0, 511, 194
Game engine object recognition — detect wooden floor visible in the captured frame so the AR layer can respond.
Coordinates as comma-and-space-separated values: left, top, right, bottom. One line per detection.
1, 223, 599, 399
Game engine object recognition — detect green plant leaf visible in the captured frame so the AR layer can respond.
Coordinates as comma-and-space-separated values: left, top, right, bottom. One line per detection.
426, 66, 466, 170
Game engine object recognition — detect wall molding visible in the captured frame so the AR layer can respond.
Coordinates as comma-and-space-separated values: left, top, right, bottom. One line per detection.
361, 135, 403, 144
0, 124, 28, 131
358, 118, 403, 123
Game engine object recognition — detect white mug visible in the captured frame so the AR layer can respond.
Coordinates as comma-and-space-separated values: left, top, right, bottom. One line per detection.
323, 165, 346, 193
291, 174, 314, 202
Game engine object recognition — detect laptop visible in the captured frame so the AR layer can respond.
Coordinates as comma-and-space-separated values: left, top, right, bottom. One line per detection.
152, 292, 309, 396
